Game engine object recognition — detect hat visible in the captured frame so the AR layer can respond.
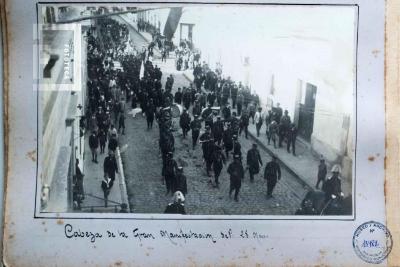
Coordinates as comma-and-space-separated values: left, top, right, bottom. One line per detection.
167, 151, 173, 157
177, 166, 183, 171
232, 135, 238, 140
233, 154, 240, 159
252, 143, 257, 148
173, 191, 185, 203
272, 155, 277, 160
331, 164, 341, 173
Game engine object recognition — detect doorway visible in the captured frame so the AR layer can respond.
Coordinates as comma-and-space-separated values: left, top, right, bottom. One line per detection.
298, 83, 317, 142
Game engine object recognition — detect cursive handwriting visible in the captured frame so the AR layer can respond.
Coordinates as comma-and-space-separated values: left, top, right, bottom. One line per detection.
63, 224, 268, 245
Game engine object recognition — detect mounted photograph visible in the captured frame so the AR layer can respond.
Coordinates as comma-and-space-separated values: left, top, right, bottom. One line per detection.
36, 3, 356, 216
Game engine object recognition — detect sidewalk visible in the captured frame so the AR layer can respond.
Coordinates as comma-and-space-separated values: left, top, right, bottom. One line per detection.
246, 123, 352, 196
81, 133, 127, 212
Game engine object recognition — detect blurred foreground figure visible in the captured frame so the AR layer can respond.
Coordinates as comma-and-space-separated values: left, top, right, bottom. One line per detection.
164, 191, 186, 214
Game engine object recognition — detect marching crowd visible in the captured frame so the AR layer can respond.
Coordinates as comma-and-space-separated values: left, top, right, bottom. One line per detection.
78, 17, 344, 215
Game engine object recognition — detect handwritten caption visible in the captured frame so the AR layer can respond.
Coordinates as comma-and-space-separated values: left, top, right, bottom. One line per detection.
64, 224, 268, 245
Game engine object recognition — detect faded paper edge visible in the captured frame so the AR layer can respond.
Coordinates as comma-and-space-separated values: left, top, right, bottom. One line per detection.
1, 0, 9, 265
385, 0, 400, 266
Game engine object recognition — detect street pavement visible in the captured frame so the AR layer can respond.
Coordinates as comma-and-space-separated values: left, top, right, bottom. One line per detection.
117, 22, 308, 214
119, 68, 308, 215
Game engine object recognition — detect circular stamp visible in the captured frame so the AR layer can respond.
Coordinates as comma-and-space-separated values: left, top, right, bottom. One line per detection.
353, 221, 393, 264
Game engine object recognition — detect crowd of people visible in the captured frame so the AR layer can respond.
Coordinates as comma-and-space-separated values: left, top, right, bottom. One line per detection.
174, 41, 200, 71
78, 17, 344, 215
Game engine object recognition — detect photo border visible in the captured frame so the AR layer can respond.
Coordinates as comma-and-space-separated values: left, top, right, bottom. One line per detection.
33, 1, 359, 221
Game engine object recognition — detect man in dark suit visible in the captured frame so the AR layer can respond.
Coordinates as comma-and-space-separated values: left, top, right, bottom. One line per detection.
174, 87, 182, 104
174, 167, 187, 196
246, 144, 263, 182
89, 131, 99, 163
163, 152, 178, 195
190, 115, 202, 149
264, 156, 281, 199
286, 123, 297, 156
212, 143, 226, 188
104, 151, 118, 183
227, 154, 244, 202
179, 108, 191, 138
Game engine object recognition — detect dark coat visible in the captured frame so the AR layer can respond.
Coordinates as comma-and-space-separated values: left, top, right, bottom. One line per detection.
98, 130, 107, 144
322, 175, 342, 198
212, 120, 224, 139
247, 148, 262, 174
108, 137, 118, 151
318, 162, 327, 180
163, 158, 178, 178
175, 173, 188, 195
233, 141, 242, 158
264, 161, 281, 182
104, 155, 118, 177
212, 147, 226, 175
223, 129, 233, 151
179, 112, 191, 129
227, 160, 244, 187
101, 178, 113, 194
190, 119, 202, 133
89, 134, 99, 149
200, 132, 214, 161
174, 91, 182, 104
164, 203, 186, 214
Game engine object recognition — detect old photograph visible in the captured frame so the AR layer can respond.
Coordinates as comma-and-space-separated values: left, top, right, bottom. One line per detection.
37, 4, 356, 216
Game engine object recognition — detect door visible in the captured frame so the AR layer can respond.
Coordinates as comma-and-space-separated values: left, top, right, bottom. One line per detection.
298, 83, 317, 141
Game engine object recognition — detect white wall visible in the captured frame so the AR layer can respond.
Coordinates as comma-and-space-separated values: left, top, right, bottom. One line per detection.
149, 5, 356, 159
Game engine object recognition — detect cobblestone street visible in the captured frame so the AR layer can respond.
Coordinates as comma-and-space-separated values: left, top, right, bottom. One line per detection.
118, 22, 308, 214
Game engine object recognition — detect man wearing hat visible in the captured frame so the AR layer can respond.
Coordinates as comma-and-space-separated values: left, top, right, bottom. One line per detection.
108, 133, 118, 153
279, 110, 291, 147
103, 150, 118, 184
199, 125, 214, 176
89, 130, 99, 163
190, 114, 202, 149
322, 164, 343, 202
222, 104, 231, 120
239, 110, 250, 139
316, 156, 327, 189
179, 108, 191, 139
286, 123, 297, 155
174, 166, 188, 196
246, 144, 263, 182
230, 112, 240, 136
182, 88, 191, 110
162, 152, 178, 195
264, 155, 281, 199
212, 143, 226, 188
227, 154, 245, 202
233, 135, 242, 161
164, 191, 186, 214
223, 124, 233, 158
212, 116, 224, 145
174, 87, 182, 105
192, 100, 202, 117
